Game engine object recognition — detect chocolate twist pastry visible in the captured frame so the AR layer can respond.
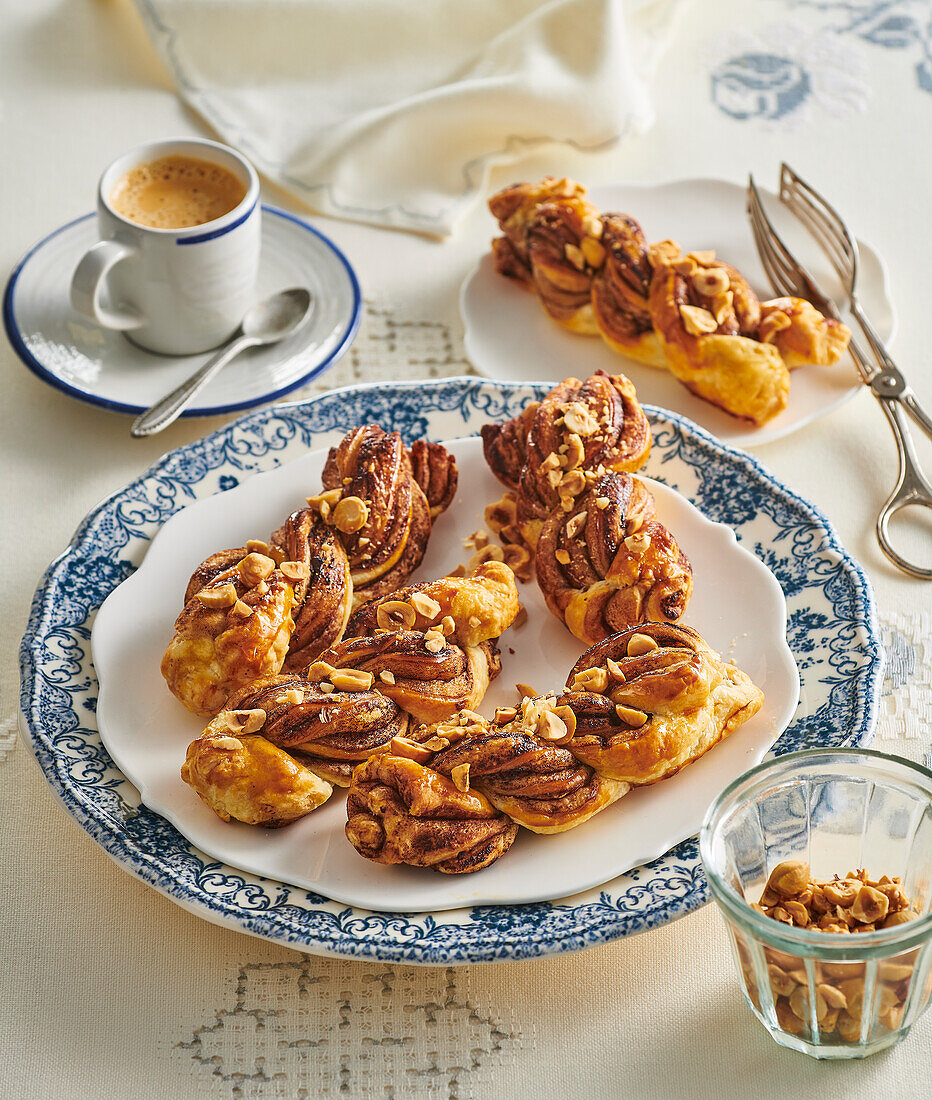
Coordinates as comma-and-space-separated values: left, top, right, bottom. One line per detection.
307, 630, 501, 724
590, 213, 666, 368
316, 426, 455, 607
163, 511, 351, 716
345, 561, 520, 647
487, 178, 850, 427
490, 178, 603, 334
428, 714, 629, 834
345, 753, 518, 874
647, 250, 791, 425
224, 674, 409, 786
560, 623, 764, 785
408, 439, 459, 518
535, 472, 692, 643
271, 508, 353, 670
480, 401, 540, 493
181, 710, 332, 826
490, 372, 652, 547
758, 297, 850, 370
163, 549, 304, 718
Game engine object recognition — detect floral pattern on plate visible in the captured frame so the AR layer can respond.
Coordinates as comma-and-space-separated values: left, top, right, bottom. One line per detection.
19, 378, 883, 963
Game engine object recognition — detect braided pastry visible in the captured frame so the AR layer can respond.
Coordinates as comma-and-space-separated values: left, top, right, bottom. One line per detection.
162, 510, 351, 716
590, 213, 666, 368
758, 297, 851, 370
345, 560, 520, 647
428, 701, 628, 834
535, 472, 692, 643
313, 426, 455, 607
560, 623, 764, 784
489, 176, 601, 334
345, 753, 518, 873
181, 710, 332, 826
270, 509, 353, 670
482, 372, 651, 548
488, 178, 850, 426
647, 249, 791, 425
224, 674, 408, 786
307, 630, 501, 724
163, 548, 304, 718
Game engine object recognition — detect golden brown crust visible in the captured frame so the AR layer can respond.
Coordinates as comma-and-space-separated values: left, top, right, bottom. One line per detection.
758, 297, 851, 369
487, 179, 850, 426
308, 631, 501, 724
181, 720, 332, 826
408, 440, 458, 518
480, 402, 540, 492
590, 214, 667, 367
319, 425, 435, 606
560, 623, 764, 784
224, 674, 408, 786
513, 372, 652, 546
345, 753, 518, 873
535, 473, 692, 643
162, 557, 299, 718
647, 253, 791, 425
273, 509, 353, 670
346, 561, 520, 647
430, 722, 628, 834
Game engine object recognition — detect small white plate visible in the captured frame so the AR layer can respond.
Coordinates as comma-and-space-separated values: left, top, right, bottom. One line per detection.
92, 436, 798, 913
3, 205, 361, 417
460, 178, 895, 448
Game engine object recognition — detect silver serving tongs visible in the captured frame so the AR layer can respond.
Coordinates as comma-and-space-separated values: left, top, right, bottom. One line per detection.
747, 164, 932, 579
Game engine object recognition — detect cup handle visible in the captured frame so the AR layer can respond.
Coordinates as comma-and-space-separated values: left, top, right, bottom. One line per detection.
70, 239, 144, 330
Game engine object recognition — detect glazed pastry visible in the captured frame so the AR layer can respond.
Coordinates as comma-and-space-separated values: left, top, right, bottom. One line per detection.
307, 630, 501, 724
482, 372, 651, 547
648, 249, 791, 425
560, 623, 764, 785
224, 674, 408, 786
487, 179, 851, 427
163, 510, 350, 716
345, 752, 518, 873
535, 472, 692, 643
181, 709, 332, 826
480, 401, 539, 492
312, 426, 455, 607
428, 699, 629, 834
269, 509, 353, 670
345, 561, 520, 647
758, 297, 850, 369
163, 546, 307, 718
408, 439, 459, 517
489, 176, 603, 333
590, 213, 666, 368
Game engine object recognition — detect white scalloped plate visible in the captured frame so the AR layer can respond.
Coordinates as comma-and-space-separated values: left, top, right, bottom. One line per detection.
91, 436, 798, 912
461, 179, 895, 448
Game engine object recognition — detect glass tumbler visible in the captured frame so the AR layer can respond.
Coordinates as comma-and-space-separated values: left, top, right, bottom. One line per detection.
700, 748, 932, 1058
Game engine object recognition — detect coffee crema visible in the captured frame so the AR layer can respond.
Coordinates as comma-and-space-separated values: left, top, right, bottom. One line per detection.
109, 155, 247, 229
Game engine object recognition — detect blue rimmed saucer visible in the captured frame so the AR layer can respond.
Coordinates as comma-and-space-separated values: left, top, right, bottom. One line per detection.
3, 205, 361, 417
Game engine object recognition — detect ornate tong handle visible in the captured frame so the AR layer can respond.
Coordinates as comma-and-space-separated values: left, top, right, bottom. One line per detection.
763, 165, 932, 578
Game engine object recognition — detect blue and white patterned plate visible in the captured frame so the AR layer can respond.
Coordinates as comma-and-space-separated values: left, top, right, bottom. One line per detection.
19, 378, 883, 963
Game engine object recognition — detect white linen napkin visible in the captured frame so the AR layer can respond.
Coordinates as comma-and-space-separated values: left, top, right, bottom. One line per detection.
134, 0, 685, 236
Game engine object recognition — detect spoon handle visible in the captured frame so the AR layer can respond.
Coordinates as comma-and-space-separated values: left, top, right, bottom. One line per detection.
131, 334, 257, 437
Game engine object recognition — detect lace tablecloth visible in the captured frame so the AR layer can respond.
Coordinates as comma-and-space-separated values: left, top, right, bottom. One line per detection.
3, 1, 931, 1097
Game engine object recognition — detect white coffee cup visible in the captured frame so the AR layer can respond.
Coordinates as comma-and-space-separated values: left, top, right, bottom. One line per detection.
70, 138, 261, 356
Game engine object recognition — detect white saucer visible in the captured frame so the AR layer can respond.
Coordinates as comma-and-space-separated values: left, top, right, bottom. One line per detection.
4, 205, 361, 417
460, 178, 896, 448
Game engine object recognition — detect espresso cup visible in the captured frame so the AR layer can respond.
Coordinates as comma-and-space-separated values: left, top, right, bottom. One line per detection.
70, 138, 260, 356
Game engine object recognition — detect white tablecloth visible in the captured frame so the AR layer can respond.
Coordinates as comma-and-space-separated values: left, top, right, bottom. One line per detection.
3, 1, 931, 1096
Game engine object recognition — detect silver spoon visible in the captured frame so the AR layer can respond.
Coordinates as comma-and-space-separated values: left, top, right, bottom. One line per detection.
131, 287, 314, 437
